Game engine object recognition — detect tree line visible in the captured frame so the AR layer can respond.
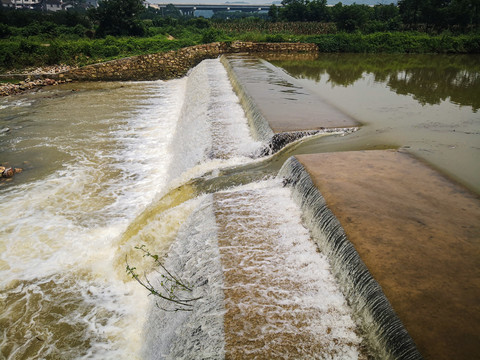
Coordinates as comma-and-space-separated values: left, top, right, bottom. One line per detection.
1, 0, 479, 71
270, 0, 479, 32
1, 0, 479, 40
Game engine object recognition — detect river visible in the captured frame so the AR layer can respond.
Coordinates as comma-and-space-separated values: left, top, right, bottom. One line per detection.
0, 54, 478, 359
268, 53, 480, 194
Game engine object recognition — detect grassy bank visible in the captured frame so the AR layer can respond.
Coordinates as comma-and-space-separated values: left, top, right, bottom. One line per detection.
311, 32, 480, 54
0, 36, 199, 71
1, 30, 479, 72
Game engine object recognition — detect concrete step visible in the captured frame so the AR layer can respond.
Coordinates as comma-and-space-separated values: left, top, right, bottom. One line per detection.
293, 150, 480, 360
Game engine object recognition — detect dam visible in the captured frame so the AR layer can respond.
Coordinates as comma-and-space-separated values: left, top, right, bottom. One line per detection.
0, 53, 479, 359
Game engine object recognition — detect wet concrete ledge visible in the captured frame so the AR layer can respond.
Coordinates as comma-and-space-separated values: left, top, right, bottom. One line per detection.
282, 150, 480, 360
221, 54, 359, 154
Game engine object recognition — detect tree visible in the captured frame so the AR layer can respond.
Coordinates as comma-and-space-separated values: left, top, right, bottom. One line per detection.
281, 0, 309, 21
399, 0, 480, 30
373, 4, 400, 22
268, 4, 280, 22
307, 0, 330, 21
331, 3, 373, 32
91, 0, 146, 37
398, 0, 423, 26
163, 4, 183, 19
448, 0, 480, 29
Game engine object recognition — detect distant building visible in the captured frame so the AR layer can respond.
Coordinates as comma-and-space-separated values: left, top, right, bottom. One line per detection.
1, 0, 95, 10
1, 0, 41, 9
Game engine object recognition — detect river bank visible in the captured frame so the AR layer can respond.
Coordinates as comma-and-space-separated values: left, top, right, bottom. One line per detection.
0, 64, 76, 96
1, 31, 479, 76
0, 42, 317, 96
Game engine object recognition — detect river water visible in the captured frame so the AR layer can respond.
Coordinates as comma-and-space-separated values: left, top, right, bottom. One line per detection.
0, 60, 264, 359
268, 53, 480, 194
0, 54, 478, 359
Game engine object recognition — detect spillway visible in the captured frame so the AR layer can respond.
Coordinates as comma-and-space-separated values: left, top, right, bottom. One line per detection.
0, 58, 365, 359
2, 54, 477, 359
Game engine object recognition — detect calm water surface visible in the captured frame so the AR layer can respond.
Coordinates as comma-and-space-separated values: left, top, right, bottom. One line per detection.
269, 53, 480, 194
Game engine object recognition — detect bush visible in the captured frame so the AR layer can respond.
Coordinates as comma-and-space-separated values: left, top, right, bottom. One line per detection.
102, 45, 121, 57
201, 28, 221, 43
0, 24, 12, 39
309, 32, 480, 54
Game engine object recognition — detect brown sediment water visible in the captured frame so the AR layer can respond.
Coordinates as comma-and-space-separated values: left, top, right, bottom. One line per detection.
268, 53, 480, 195
2, 52, 478, 358
295, 150, 480, 360
213, 186, 366, 359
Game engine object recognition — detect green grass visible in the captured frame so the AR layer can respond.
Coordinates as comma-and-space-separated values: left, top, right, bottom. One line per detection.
0, 77, 18, 84
309, 32, 480, 54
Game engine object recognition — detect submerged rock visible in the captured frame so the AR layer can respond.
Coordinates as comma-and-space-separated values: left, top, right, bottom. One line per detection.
0, 166, 23, 178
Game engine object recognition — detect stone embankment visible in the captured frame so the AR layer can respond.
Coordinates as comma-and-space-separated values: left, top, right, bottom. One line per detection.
0, 64, 76, 96
63, 41, 317, 81
0, 42, 317, 96
0, 78, 73, 96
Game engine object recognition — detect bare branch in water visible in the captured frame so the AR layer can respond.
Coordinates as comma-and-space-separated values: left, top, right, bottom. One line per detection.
125, 246, 201, 312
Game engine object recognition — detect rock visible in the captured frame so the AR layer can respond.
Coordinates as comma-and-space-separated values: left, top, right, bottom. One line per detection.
0, 166, 23, 178
1, 167, 14, 178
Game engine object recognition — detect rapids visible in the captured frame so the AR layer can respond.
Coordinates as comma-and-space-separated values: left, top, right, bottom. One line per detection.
1, 59, 365, 359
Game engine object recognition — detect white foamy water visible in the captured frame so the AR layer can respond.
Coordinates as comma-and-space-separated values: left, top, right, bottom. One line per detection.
0, 58, 266, 359
0, 78, 188, 358
166, 59, 262, 182
141, 179, 363, 359
0, 58, 363, 359
216, 180, 363, 358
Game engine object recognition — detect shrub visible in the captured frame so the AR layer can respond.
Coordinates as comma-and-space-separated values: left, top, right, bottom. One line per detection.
201, 28, 221, 43
0, 24, 12, 39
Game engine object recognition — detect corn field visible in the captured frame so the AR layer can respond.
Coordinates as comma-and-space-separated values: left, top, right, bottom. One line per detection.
212, 21, 337, 35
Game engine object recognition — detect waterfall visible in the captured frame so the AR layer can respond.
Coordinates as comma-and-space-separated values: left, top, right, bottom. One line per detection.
166, 59, 262, 183
140, 179, 365, 359
279, 157, 423, 360
141, 195, 226, 360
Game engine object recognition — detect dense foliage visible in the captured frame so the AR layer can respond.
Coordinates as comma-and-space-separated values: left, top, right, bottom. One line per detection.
0, 2, 479, 71
90, 0, 146, 37
398, 0, 480, 30
275, 0, 480, 32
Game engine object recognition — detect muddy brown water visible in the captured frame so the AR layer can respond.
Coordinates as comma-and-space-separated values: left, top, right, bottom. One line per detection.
266, 53, 480, 195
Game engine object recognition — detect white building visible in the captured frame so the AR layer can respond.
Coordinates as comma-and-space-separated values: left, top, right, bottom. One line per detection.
1, 0, 82, 11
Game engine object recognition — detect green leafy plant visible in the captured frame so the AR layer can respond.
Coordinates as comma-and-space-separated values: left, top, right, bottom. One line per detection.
126, 245, 200, 311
